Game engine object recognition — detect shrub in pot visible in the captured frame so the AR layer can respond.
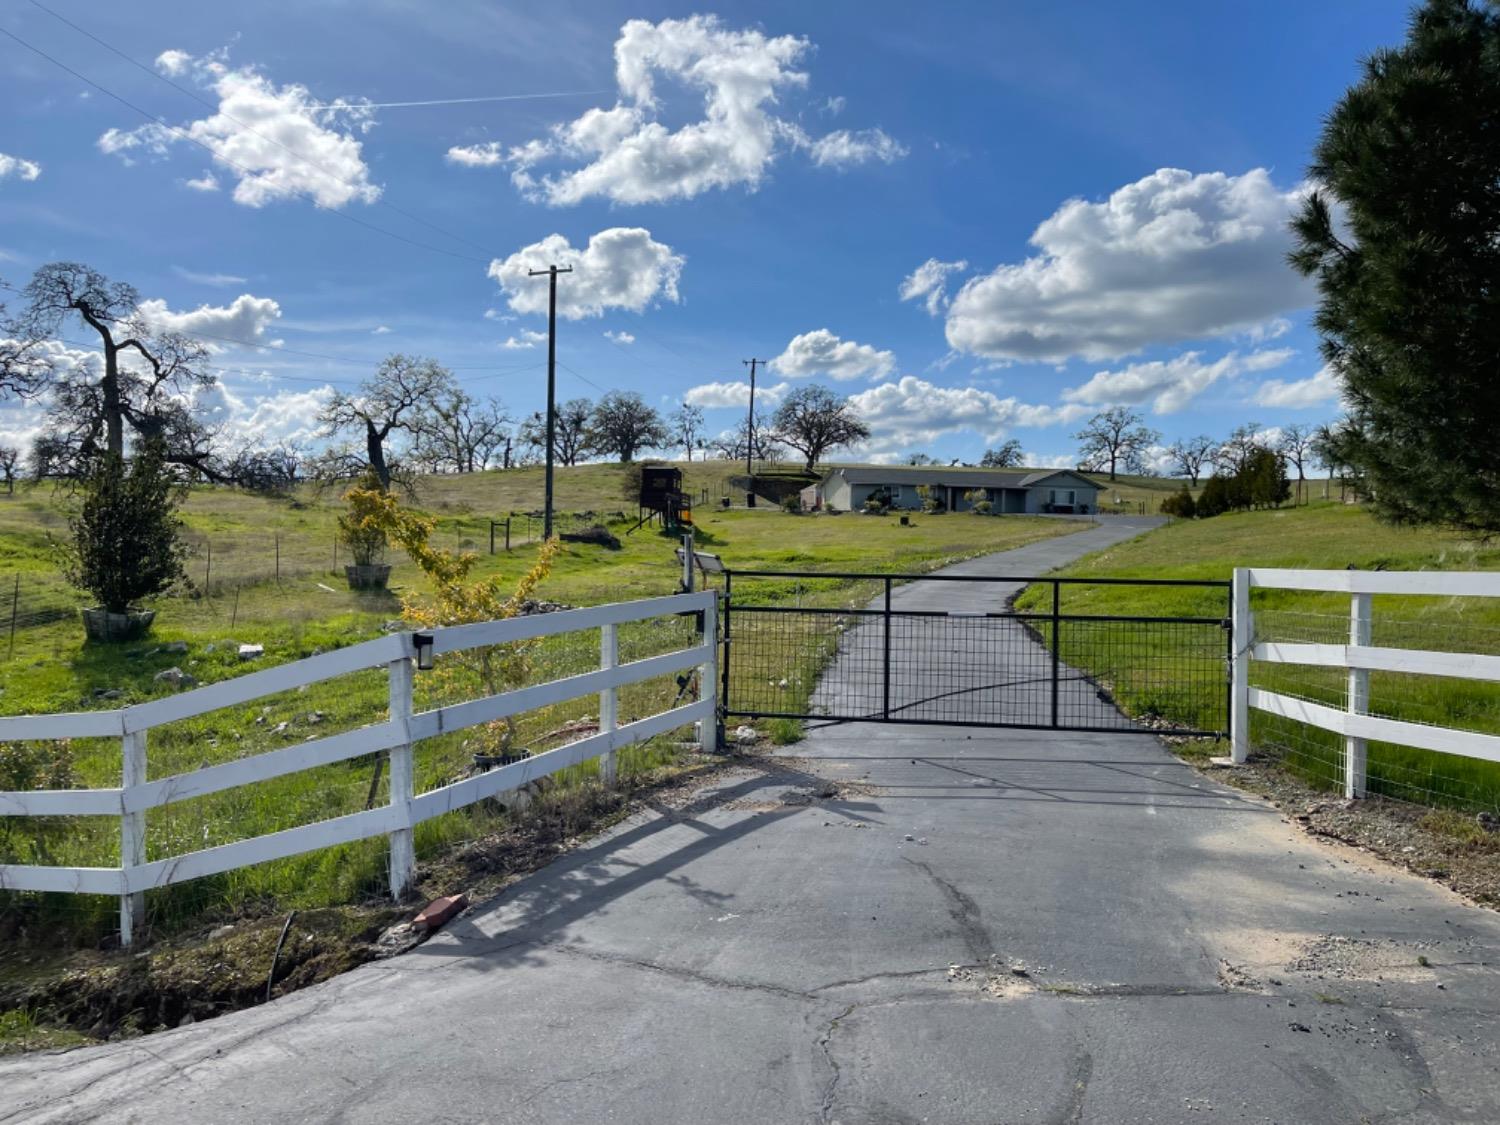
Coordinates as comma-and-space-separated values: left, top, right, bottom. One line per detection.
67, 441, 187, 642
339, 474, 393, 590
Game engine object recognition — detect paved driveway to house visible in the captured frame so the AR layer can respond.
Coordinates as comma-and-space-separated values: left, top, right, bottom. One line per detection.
6, 516, 1500, 1124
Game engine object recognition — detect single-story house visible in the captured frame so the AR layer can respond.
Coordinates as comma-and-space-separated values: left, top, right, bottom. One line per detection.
803, 467, 1101, 515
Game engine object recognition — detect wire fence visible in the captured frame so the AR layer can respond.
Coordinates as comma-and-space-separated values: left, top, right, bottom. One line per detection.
1249, 607, 1500, 814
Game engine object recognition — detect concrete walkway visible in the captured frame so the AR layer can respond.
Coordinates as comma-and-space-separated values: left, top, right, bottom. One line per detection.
5, 517, 1500, 1123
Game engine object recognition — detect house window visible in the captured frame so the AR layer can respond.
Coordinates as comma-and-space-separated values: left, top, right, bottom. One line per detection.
1051, 488, 1076, 506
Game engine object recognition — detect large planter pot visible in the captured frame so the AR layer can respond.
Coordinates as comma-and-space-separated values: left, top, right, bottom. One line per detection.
345, 563, 392, 591
81, 607, 156, 643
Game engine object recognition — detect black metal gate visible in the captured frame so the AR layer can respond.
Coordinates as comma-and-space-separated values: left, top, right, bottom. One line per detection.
720, 571, 1230, 737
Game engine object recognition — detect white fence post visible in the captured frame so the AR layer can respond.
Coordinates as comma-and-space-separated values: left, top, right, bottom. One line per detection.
700, 594, 717, 753
387, 654, 415, 900
599, 623, 618, 786
119, 729, 147, 948
1346, 591, 1371, 798
1230, 569, 1250, 764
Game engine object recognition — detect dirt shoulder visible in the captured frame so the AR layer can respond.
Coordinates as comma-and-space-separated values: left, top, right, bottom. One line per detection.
2, 746, 825, 1055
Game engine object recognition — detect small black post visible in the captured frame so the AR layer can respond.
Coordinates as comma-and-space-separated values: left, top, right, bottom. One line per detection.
489, 521, 495, 556
1050, 580, 1061, 728
7, 573, 18, 661
505, 518, 511, 551
275, 532, 281, 582
231, 584, 241, 629
882, 577, 893, 720
204, 539, 212, 599
333, 536, 338, 572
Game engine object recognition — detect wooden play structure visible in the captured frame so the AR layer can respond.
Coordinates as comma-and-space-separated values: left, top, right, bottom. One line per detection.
631, 465, 694, 533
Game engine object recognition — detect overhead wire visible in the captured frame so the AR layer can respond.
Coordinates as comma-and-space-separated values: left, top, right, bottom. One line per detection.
26, 0, 528, 261
0, 23, 492, 265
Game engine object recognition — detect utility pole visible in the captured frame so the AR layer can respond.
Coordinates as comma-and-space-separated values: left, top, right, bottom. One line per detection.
528, 264, 573, 539
742, 357, 763, 506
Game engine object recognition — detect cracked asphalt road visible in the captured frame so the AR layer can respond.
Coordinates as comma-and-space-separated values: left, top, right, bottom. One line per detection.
5, 518, 1500, 1123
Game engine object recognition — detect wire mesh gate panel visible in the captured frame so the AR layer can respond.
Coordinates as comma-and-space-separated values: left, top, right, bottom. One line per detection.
721, 571, 1230, 736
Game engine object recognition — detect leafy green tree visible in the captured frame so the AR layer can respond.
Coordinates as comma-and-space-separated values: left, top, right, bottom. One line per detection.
1160, 487, 1197, 519
979, 440, 1024, 468
1243, 447, 1292, 509
66, 441, 187, 615
587, 391, 668, 463
1196, 474, 1231, 518
770, 385, 871, 473
1291, 0, 1500, 534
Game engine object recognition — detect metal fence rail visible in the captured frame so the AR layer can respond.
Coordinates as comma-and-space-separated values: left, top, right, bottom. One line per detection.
0, 591, 717, 947
722, 571, 1230, 736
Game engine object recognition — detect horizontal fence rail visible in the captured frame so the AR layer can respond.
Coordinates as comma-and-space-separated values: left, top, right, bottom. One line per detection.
0, 591, 718, 946
1231, 568, 1500, 800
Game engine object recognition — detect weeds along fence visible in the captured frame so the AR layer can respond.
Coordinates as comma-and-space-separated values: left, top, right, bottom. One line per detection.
1230, 568, 1500, 813
0, 591, 717, 948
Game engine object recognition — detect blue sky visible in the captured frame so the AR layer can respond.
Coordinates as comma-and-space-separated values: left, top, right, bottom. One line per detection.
0, 1, 1415, 467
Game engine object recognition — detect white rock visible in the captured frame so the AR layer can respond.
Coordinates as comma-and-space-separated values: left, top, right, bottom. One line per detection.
238, 643, 264, 661
734, 725, 758, 744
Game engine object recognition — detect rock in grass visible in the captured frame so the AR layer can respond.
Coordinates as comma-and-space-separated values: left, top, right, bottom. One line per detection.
237, 643, 264, 661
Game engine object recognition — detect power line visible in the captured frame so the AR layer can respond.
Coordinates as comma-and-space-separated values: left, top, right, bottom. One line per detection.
28, 0, 519, 262
0, 24, 492, 265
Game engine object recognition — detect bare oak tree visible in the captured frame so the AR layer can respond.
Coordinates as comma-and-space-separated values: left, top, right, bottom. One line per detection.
1073, 407, 1159, 481
3, 263, 225, 479
320, 354, 454, 490
519, 398, 593, 466
770, 385, 871, 474
668, 403, 705, 461
0, 445, 17, 494
1276, 423, 1314, 504
415, 389, 511, 473
1167, 435, 1216, 486
1215, 422, 1266, 476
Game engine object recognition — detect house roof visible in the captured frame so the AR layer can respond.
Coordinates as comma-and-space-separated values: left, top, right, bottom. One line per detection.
823, 467, 1098, 490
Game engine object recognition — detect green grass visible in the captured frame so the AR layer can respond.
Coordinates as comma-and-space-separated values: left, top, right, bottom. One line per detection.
0, 461, 1080, 944
1018, 502, 1500, 811
0, 1007, 88, 1055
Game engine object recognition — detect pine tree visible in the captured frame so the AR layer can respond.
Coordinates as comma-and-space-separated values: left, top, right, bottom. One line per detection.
1291, 0, 1500, 534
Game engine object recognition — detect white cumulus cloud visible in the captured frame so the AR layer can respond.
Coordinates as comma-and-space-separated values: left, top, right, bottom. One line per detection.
943, 168, 1314, 363
899, 258, 969, 316
183, 172, 219, 192
604, 330, 635, 344
800, 128, 907, 169
488, 227, 683, 320
488, 15, 902, 205
98, 49, 380, 209
501, 329, 547, 350
1063, 347, 1294, 414
0, 153, 42, 183
446, 142, 505, 167
845, 375, 1088, 460
684, 380, 789, 409
1253, 364, 1343, 409
137, 293, 282, 347
771, 329, 895, 382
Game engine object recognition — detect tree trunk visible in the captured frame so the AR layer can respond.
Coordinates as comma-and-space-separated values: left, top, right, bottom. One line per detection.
366, 420, 390, 490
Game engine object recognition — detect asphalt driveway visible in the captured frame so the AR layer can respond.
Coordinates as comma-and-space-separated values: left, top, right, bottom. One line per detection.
4, 516, 1498, 1124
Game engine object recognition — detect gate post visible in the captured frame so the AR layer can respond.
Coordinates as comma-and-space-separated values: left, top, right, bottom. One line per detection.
1346, 592, 1371, 798
719, 572, 732, 748
599, 623, 618, 785
119, 728, 147, 948
1049, 581, 1061, 728
1230, 569, 1251, 763
882, 577, 892, 720
387, 653, 415, 900
699, 594, 717, 752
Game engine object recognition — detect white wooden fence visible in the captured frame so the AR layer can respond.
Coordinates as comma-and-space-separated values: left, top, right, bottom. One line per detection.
0, 591, 717, 947
1230, 568, 1500, 796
